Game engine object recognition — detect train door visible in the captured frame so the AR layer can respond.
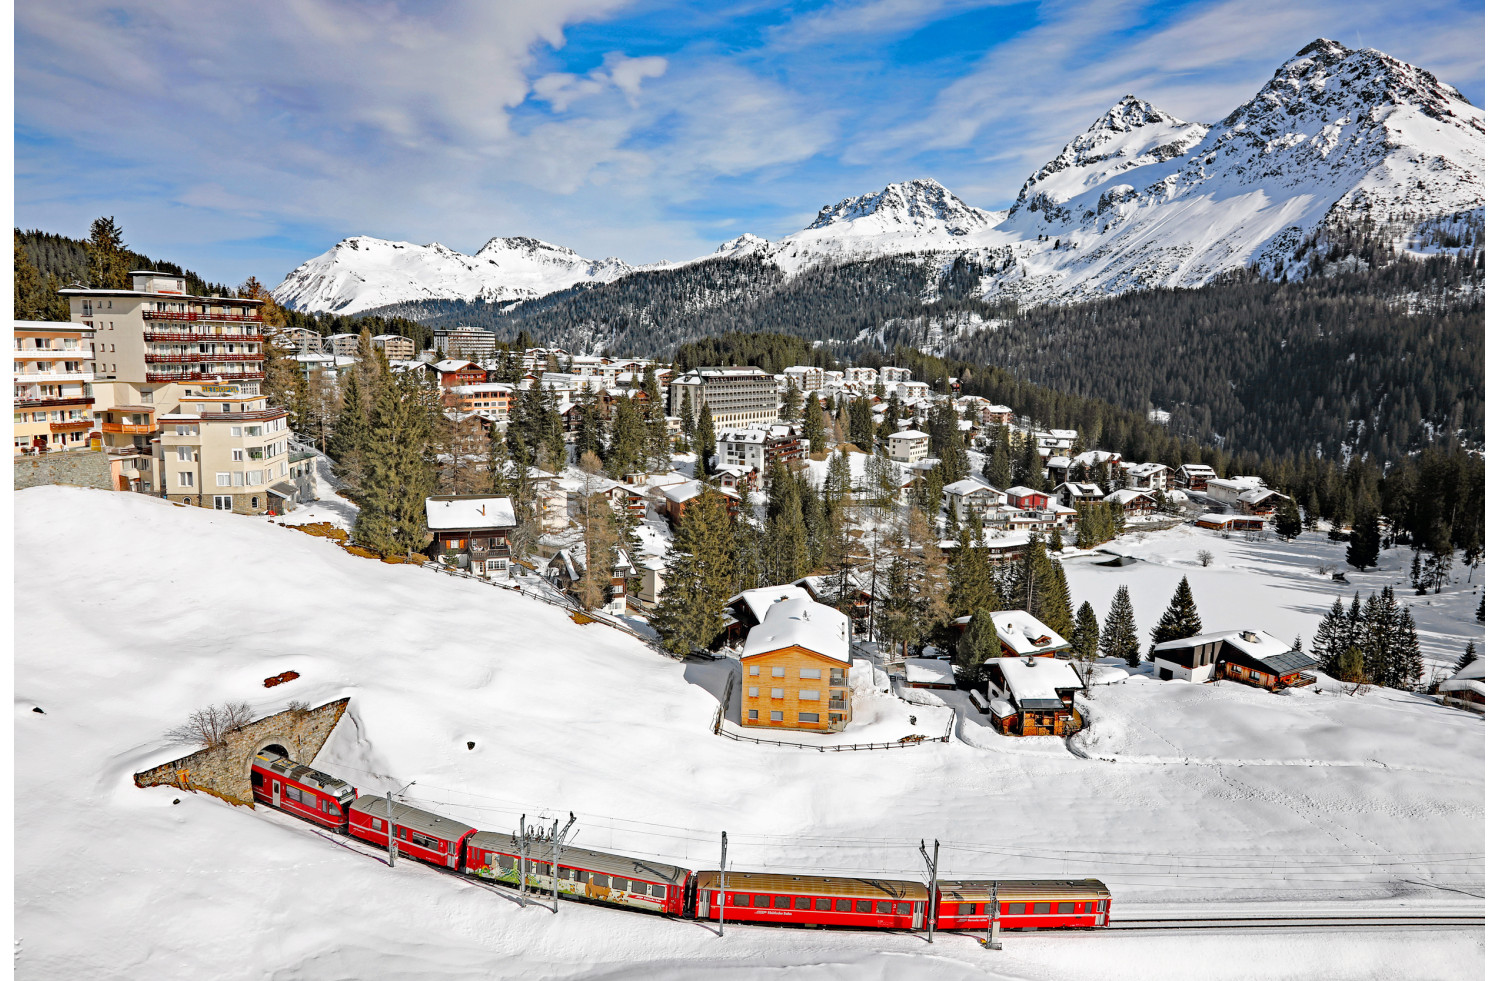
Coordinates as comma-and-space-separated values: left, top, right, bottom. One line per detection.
697, 886, 712, 919
272, 780, 281, 808
912, 900, 926, 930
1096, 900, 1109, 927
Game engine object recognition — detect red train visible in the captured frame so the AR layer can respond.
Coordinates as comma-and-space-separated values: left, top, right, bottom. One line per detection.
250, 752, 1112, 933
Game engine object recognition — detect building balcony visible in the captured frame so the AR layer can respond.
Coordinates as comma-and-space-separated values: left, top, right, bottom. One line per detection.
105, 444, 154, 457
142, 310, 263, 324
142, 331, 266, 343
191, 408, 287, 422
144, 370, 265, 383
144, 352, 263, 364
102, 422, 158, 435
12, 371, 92, 383
49, 419, 94, 433
13, 395, 94, 409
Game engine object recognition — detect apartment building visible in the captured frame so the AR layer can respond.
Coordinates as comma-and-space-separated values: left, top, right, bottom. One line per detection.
324, 332, 362, 356
60, 271, 292, 513
448, 383, 514, 427
668, 366, 776, 433
13, 321, 96, 457
739, 594, 852, 733
371, 334, 416, 360
434, 326, 498, 359
782, 365, 825, 392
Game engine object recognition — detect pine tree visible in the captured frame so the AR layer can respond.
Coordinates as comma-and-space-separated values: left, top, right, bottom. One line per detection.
1456, 640, 1477, 671
954, 610, 1004, 687
606, 397, 647, 478
1100, 586, 1140, 667
982, 423, 1012, 487
1311, 598, 1347, 672
650, 490, 736, 655
802, 393, 827, 455
353, 370, 435, 556
1043, 559, 1075, 641
847, 396, 874, 452
85, 216, 129, 289
14, 232, 56, 320
329, 372, 370, 493
641, 370, 671, 471
695, 401, 716, 472
1048, 525, 1064, 553
1274, 493, 1303, 540
1345, 497, 1381, 570
1073, 601, 1100, 662
1151, 576, 1203, 646
946, 512, 998, 619
1390, 606, 1424, 689
1012, 530, 1053, 618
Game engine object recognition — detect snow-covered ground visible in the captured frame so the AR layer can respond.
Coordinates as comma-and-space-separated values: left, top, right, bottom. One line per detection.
14, 487, 1483, 979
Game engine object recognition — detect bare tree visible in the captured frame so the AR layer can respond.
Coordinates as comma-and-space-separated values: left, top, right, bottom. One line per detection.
166, 701, 256, 748
1196, 549, 1214, 567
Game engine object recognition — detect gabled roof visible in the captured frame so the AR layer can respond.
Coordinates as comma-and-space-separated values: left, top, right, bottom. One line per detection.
991, 656, 1083, 709
425, 495, 516, 531
944, 477, 1002, 497
1156, 629, 1316, 675
1106, 488, 1155, 504
1005, 485, 1045, 497
434, 359, 484, 373
742, 595, 851, 664
727, 584, 811, 624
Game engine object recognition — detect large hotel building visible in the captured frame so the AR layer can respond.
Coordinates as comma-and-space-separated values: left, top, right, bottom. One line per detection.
58, 271, 292, 512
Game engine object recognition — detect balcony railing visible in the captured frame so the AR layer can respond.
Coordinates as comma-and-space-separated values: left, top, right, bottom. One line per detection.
49, 419, 94, 432
143, 310, 263, 323
144, 352, 263, 364
13, 396, 94, 409
144, 370, 265, 383
105, 444, 154, 457
102, 422, 157, 435
191, 408, 287, 422
142, 331, 266, 343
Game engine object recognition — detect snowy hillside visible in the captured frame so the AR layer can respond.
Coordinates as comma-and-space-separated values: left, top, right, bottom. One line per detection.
14, 486, 1484, 979
272, 235, 633, 315
275, 39, 1483, 321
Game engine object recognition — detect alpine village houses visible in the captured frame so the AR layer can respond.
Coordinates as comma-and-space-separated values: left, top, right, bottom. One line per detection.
738, 595, 852, 733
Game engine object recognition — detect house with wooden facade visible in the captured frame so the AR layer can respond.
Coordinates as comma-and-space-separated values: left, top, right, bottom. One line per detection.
1175, 463, 1218, 491
547, 544, 637, 613
1128, 462, 1171, 492
1195, 513, 1267, 533
425, 495, 517, 578
956, 611, 1073, 659
986, 656, 1084, 736
1105, 488, 1157, 515
1053, 481, 1105, 509
739, 595, 852, 733
432, 359, 489, 388
1151, 629, 1316, 690
1438, 657, 1484, 710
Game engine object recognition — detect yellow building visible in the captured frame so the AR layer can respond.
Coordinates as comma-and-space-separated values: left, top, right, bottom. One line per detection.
13, 321, 96, 456
739, 595, 852, 732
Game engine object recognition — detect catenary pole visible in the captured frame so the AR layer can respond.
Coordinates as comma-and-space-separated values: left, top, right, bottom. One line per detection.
919, 839, 940, 943
386, 780, 415, 868
518, 814, 529, 908
553, 812, 577, 913
986, 880, 1000, 949
718, 831, 727, 937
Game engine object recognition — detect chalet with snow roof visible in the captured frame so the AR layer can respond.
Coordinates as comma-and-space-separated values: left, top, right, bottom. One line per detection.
1004, 486, 1049, 510
739, 595, 852, 732
425, 494, 517, 578
1105, 488, 1157, 515
1128, 463, 1171, 492
944, 478, 1005, 521
432, 359, 488, 388
547, 544, 637, 613
986, 655, 1084, 736
1175, 463, 1218, 491
1152, 629, 1316, 689
1071, 449, 1124, 483
655, 479, 742, 526
1054, 482, 1105, 509
957, 610, 1072, 659
939, 528, 1032, 566
725, 583, 821, 640
1195, 513, 1267, 533
902, 658, 956, 690
1438, 657, 1484, 710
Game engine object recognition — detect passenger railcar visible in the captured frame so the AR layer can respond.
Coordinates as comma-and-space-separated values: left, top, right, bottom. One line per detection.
934, 879, 1112, 931
695, 871, 928, 930
250, 750, 357, 830
348, 795, 476, 870
466, 833, 694, 917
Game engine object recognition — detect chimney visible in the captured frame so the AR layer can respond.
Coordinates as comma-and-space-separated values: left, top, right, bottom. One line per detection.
481, 504, 486, 516
1025, 656, 1036, 667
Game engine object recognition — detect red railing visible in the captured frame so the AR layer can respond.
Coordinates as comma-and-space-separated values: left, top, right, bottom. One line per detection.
144, 353, 264, 364
12, 396, 94, 409
143, 310, 263, 323
144, 370, 265, 383
143, 331, 265, 343
102, 422, 157, 435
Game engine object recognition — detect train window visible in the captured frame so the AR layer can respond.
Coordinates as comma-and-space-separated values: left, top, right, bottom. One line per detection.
631, 880, 648, 894
1007, 903, 1025, 915
856, 901, 872, 913
1035, 903, 1052, 914
593, 873, 610, 887
769, 896, 787, 909
875, 902, 891, 914
815, 898, 832, 911
753, 895, 770, 908
251, 772, 264, 788
794, 897, 811, 910
1061, 902, 1076, 914
1081, 902, 1092, 913
959, 903, 976, 916
371, 818, 385, 832
612, 877, 629, 890
733, 895, 750, 907
835, 900, 852, 912
896, 903, 910, 916
650, 884, 666, 899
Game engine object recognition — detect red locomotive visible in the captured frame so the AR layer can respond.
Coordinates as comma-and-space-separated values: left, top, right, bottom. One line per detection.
250, 755, 1112, 934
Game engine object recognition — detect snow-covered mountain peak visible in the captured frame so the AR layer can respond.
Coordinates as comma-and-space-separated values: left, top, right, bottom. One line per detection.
806, 178, 998, 236
476, 236, 579, 259
714, 233, 770, 255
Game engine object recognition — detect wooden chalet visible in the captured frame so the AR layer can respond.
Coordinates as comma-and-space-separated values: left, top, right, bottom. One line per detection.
1152, 629, 1316, 690
1175, 463, 1218, 491
425, 495, 517, 578
986, 656, 1084, 736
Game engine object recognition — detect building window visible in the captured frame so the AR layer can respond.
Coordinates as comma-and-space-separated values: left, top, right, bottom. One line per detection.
178, 472, 194, 487
798, 712, 819, 723
231, 426, 242, 437
213, 496, 233, 510
177, 446, 193, 462
769, 711, 782, 722
799, 668, 821, 679
747, 666, 759, 676
799, 690, 819, 700
216, 473, 231, 486
769, 688, 783, 699
771, 666, 785, 678
747, 710, 758, 720
746, 687, 758, 698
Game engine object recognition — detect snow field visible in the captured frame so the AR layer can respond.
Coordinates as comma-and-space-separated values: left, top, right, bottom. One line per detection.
13, 487, 1483, 980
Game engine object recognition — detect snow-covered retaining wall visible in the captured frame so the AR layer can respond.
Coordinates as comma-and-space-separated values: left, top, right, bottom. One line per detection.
133, 697, 351, 806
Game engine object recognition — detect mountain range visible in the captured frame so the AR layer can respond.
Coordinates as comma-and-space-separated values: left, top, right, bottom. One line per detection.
273, 39, 1485, 319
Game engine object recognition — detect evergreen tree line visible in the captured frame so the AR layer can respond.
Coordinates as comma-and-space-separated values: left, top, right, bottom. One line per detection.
15, 223, 235, 317
1310, 588, 1424, 689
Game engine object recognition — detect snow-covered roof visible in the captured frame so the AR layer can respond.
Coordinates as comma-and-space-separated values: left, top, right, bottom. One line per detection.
945, 478, 1001, 497
1005, 485, 1045, 497
1059, 482, 1103, 496
1155, 629, 1315, 674
1179, 463, 1217, 474
987, 611, 1071, 656
904, 658, 955, 687
718, 429, 766, 444
888, 430, 928, 441
434, 359, 483, 373
1073, 450, 1121, 466
728, 584, 813, 624
1450, 656, 1485, 682
660, 480, 705, 503
425, 495, 516, 531
1130, 462, 1168, 475
993, 656, 1083, 708
742, 595, 851, 664
1106, 488, 1154, 505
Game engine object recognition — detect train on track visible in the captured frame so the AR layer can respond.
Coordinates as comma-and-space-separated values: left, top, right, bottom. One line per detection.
251, 750, 1112, 933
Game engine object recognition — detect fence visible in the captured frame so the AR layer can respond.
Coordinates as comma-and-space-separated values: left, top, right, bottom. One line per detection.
710, 674, 954, 752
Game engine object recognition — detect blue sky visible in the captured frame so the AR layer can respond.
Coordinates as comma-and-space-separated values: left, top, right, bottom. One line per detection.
14, 0, 1486, 286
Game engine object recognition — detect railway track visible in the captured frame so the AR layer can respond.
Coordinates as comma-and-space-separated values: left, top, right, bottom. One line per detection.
1108, 914, 1483, 932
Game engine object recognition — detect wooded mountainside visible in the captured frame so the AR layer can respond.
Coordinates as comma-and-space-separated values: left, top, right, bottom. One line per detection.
16, 227, 234, 300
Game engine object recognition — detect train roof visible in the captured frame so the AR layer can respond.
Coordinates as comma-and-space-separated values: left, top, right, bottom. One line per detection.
937, 879, 1111, 902
253, 752, 354, 798
468, 833, 691, 886
698, 871, 927, 900
350, 795, 476, 841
